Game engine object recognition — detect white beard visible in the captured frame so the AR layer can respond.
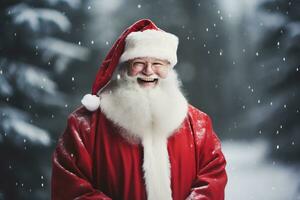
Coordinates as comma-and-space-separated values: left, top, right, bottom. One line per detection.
99, 68, 188, 143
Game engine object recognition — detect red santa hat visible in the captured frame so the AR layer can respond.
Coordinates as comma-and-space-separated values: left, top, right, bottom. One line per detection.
81, 19, 179, 111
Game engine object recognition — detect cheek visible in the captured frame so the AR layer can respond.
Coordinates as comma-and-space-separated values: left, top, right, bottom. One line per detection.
128, 67, 140, 76
157, 68, 170, 79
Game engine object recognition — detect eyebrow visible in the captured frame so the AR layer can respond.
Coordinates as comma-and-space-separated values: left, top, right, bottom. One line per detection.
133, 59, 146, 63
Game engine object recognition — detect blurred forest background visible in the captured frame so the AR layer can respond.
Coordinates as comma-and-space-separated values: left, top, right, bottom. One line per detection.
0, 0, 299, 199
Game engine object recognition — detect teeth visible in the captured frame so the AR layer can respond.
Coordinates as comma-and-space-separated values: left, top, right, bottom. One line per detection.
139, 78, 156, 81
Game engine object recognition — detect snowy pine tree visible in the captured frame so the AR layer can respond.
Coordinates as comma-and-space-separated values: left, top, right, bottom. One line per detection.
257, 0, 300, 163
0, 0, 90, 199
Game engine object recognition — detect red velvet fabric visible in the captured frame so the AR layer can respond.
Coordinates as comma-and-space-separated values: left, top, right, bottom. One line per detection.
51, 105, 227, 200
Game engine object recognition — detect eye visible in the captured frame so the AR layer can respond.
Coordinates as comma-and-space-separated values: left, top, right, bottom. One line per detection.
132, 61, 145, 70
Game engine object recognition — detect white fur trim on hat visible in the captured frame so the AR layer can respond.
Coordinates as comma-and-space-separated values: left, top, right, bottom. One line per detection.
119, 29, 179, 67
81, 94, 100, 111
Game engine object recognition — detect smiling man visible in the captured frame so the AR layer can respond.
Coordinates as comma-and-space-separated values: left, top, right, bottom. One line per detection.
51, 19, 227, 200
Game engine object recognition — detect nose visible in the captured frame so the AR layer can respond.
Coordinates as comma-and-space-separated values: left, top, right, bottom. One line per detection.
142, 63, 154, 76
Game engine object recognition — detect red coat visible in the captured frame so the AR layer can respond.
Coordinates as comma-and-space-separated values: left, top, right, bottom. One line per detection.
51, 105, 227, 200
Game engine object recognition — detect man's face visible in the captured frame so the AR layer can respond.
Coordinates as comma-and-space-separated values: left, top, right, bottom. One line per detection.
127, 57, 171, 88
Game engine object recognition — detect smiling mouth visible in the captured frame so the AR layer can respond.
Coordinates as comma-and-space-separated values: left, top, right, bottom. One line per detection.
137, 77, 159, 85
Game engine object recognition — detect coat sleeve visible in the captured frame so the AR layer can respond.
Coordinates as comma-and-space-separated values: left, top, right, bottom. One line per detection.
186, 113, 228, 200
51, 113, 112, 200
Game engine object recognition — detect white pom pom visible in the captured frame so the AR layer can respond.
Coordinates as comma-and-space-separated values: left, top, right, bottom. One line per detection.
81, 94, 100, 111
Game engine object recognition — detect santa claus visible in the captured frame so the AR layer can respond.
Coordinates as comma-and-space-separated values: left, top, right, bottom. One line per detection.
51, 19, 227, 200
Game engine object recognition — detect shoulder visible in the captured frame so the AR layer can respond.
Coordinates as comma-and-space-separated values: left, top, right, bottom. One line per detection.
186, 104, 216, 139
186, 105, 222, 153
63, 106, 102, 142
61, 106, 100, 153
69, 105, 92, 119
187, 104, 212, 126
67, 106, 96, 127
